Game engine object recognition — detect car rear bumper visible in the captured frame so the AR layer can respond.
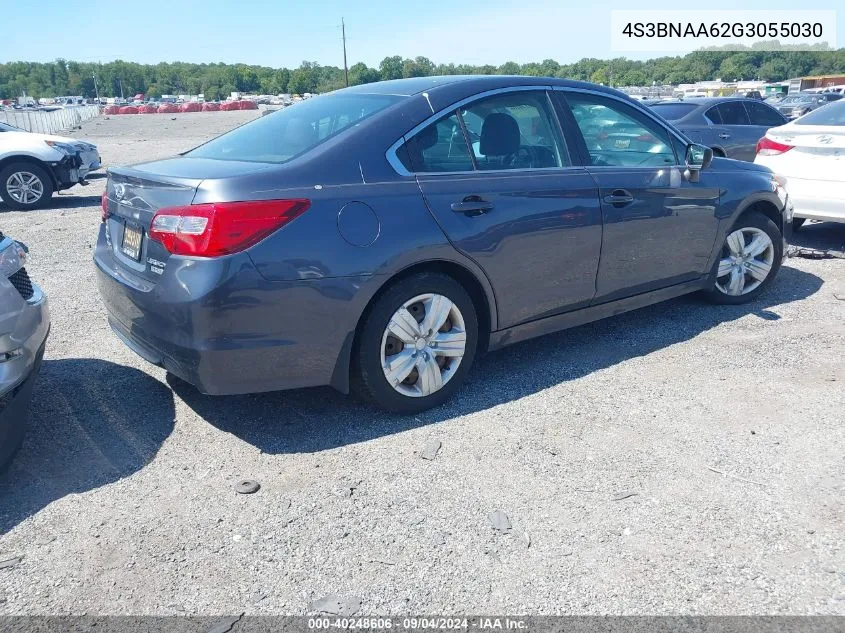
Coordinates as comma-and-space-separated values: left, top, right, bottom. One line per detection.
94, 226, 375, 395
786, 178, 845, 224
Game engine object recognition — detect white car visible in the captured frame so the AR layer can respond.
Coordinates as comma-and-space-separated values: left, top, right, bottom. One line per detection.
0, 121, 101, 210
754, 100, 845, 228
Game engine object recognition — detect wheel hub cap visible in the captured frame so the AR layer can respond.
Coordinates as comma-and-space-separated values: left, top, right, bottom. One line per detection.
715, 226, 775, 297
380, 293, 467, 398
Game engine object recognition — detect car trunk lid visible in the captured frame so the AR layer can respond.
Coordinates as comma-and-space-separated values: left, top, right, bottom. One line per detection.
766, 126, 845, 182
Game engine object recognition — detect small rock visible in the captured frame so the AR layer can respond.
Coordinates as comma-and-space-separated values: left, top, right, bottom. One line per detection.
521, 531, 531, 548
420, 440, 441, 461
489, 510, 511, 532
435, 533, 447, 546
232, 534, 243, 542
834, 293, 845, 301
308, 594, 362, 616
235, 480, 260, 495
206, 616, 243, 633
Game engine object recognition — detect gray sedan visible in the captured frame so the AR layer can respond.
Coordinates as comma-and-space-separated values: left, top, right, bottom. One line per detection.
648, 98, 788, 161
775, 92, 843, 120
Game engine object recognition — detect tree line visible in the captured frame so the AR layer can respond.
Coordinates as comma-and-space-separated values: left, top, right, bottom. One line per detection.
2, 48, 845, 101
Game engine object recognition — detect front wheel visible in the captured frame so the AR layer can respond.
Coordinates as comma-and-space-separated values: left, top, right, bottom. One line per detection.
0, 162, 54, 210
703, 211, 783, 305
353, 273, 478, 413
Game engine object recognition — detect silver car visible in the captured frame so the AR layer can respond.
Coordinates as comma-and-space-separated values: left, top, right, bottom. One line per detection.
0, 233, 49, 469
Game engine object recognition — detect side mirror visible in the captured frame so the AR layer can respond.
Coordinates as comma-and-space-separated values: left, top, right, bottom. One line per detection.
685, 144, 713, 182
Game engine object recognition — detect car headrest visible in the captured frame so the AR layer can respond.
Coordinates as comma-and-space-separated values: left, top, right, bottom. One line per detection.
415, 123, 438, 151
480, 113, 520, 157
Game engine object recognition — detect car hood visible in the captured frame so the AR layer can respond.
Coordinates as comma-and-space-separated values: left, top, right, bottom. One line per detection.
1, 130, 95, 147
711, 156, 772, 174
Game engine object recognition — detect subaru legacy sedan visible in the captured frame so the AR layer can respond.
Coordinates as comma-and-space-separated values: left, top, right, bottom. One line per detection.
96, 76, 790, 413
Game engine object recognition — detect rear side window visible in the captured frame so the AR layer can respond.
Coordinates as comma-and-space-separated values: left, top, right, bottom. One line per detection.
744, 101, 787, 126
458, 91, 569, 169
714, 101, 750, 125
704, 106, 722, 124
186, 94, 401, 163
399, 113, 474, 173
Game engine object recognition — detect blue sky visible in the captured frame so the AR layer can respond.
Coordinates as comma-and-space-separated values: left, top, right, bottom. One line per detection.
0, 0, 841, 67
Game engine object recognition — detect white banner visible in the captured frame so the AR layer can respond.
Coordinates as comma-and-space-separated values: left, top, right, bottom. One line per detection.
611, 10, 837, 53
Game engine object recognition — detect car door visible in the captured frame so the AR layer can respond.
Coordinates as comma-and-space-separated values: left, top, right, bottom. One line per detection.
555, 90, 721, 303
399, 89, 603, 328
709, 100, 758, 160
742, 100, 788, 152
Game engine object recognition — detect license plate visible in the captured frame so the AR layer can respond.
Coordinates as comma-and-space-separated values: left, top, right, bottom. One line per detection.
121, 224, 143, 261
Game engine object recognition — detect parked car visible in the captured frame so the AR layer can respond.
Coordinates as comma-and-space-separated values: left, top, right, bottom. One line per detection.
96, 76, 789, 413
647, 97, 788, 161
0, 122, 100, 209
755, 99, 845, 229
776, 92, 843, 120
0, 232, 50, 469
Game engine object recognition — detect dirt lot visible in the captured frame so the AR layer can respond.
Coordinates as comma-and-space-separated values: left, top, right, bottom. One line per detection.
1, 111, 844, 615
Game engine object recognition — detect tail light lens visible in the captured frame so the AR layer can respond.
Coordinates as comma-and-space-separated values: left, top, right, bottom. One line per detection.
149, 199, 310, 257
756, 137, 794, 156
101, 191, 109, 222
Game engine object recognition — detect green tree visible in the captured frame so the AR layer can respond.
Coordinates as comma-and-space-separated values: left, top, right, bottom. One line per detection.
378, 56, 404, 80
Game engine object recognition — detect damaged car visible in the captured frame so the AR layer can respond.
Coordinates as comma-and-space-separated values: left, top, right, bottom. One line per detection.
0, 231, 50, 469
0, 121, 101, 210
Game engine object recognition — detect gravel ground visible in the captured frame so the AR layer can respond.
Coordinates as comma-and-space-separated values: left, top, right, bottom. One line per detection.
0, 112, 844, 616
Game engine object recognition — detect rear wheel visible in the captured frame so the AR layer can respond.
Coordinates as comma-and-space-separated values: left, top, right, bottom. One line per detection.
703, 211, 783, 305
353, 273, 478, 413
0, 162, 53, 210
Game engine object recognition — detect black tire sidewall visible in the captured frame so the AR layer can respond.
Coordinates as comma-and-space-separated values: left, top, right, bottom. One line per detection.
705, 211, 783, 305
355, 273, 478, 414
0, 162, 54, 210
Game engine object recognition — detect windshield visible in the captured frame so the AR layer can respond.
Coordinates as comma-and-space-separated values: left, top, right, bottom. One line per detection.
186, 93, 402, 163
794, 100, 845, 126
649, 103, 698, 120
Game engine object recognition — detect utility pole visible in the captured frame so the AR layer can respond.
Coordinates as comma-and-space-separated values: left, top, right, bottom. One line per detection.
342, 17, 349, 87
92, 73, 100, 103
118, 78, 124, 100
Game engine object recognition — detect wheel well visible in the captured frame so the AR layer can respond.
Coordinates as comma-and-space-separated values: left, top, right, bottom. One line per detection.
739, 200, 783, 233
355, 260, 492, 354
711, 147, 726, 157
0, 156, 56, 188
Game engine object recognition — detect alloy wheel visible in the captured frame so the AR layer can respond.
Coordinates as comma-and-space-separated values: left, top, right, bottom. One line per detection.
715, 227, 775, 296
6, 171, 44, 205
380, 293, 467, 398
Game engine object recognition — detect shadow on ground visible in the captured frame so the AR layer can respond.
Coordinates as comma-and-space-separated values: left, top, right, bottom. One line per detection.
0, 195, 101, 213
169, 265, 824, 455
790, 220, 845, 253
0, 359, 175, 535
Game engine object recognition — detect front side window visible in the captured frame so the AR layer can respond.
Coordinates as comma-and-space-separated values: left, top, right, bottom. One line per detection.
459, 92, 568, 170
714, 101, 750, 125
565, 93, 676, 167
399, 113, 474, 173
744, 101, 786, 126
186, 93, 401, 163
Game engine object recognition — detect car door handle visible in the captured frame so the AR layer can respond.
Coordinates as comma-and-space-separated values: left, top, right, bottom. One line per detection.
603, 190, 634, 206
718, 133, 731, 139
451, 197, 494, 216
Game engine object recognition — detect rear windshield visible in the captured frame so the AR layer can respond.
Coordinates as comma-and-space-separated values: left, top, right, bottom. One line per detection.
794, 100, 845, 126
186, 93, 402, 163
649, 103, 698, 120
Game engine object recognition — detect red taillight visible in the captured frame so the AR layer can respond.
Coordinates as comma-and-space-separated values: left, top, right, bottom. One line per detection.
756, 136, 794, 156
149, 199, 310, 257
101, 191, 109, 222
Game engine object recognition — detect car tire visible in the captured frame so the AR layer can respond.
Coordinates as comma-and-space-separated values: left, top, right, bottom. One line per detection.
791, 217, 806, 231
353, 272, 478, 414
703, 211, 783, 305
0, 162, 54, 210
